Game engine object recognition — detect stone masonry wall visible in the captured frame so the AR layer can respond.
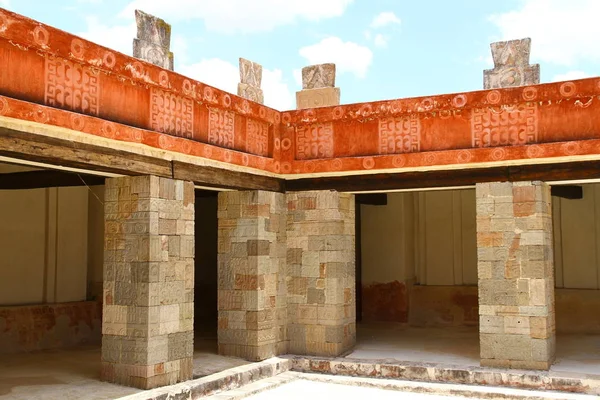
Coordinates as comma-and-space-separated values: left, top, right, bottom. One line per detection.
476, 181, 555, 370
101, 176, 195, 389
286, 191, 356, 356
217, 191, 287, 361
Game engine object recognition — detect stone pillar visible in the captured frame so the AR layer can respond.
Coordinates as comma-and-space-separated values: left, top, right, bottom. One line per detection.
133, 10, 174, 70
238, 58, 264, 104
217, 191, 287, 361
296, 63, 340, 109
484, 38, 539, 89
101, 176, 194, 389
476, 181, 555, 370
286, 190, 356, 356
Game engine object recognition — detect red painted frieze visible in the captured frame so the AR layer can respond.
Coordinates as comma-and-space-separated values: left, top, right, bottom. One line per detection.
2, 7, 600, 177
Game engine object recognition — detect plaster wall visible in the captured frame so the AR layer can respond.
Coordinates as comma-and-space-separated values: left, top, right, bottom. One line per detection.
0, 185, 89, 305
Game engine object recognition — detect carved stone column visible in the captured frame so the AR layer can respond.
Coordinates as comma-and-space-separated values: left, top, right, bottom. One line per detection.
101, 176, 194, 389
476, 181, 555, 370
296, 63, 340, 109
133, 10, 174, 70
238, 58, 264, 104
484, 38, 539, 89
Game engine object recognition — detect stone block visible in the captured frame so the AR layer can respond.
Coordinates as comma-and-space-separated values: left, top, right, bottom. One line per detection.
239, 58, 262, 87
237, 83, 264, 104
296, 87, 340, 109
302, 63, 336, 89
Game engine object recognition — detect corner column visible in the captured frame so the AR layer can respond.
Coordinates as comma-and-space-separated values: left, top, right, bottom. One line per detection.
101, 176, 194, 389
217, 191, 287, 361
476, 181, 555, 370
287, 190, 356, 356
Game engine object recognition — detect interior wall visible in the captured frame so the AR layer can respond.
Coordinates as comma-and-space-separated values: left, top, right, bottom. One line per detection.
360, 184, 600, 331
416, 190, 477, 286
87, 185, 105, 300
0, 169, 91, 305
553, 183, 600, 289
194, 194, 218, 337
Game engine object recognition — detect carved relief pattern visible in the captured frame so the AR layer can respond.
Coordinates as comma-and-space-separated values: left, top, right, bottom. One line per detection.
150, 88, 193, 138
296, 123, 334, 160
208, 108, 235, 148
246, 119, 269, 157
378, 115, 420, 154
471, 104, 538, 147
45, 56, 99, 115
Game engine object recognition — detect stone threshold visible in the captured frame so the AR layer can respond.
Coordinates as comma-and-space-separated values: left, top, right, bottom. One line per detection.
208, 371, 599, 400
286, 356, 600, 396
117, 357, 291, 400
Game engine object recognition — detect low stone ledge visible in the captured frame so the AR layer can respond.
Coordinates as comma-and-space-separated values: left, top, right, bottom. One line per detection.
117, 357, 291, 400
285, 356, 600, 396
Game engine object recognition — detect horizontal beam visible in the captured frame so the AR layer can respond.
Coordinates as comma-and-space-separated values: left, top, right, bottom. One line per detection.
0, 127, 172, 177
0, 126, 285, 192
285, 161, 600, 192
0, 170, 105, 190
173, 161, 284, 192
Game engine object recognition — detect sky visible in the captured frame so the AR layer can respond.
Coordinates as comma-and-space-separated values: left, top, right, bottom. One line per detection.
1, 0, 599, 111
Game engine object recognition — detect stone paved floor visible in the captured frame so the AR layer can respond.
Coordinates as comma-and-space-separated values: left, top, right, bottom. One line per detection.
0, 337, 250, 400
348, 323, 600, 375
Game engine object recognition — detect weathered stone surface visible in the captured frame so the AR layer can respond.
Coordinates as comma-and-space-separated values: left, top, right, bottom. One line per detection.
102, 176, 194, 389
484, 38, 539, 89
296, 87, 340, 110
133, 10, 174, 70
239, 58, 262, 87
217, 191, 287, 361
288, 356, 600, 396
302, 63, 336, 89
237, 83, 264, 104
476, 181, 555, 370
287, 191, 356, 357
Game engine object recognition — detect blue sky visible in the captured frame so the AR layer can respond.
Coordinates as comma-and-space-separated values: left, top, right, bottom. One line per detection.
1, 0, 599, 110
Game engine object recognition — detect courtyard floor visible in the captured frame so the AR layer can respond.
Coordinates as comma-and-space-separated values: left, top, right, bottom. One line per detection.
0, 325, 598, 399
0, 337, 249, 400
348, 323, 600, 375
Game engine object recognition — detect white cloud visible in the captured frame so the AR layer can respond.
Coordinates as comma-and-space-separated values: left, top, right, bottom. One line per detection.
552, 70, 591, 82
299, 37, 373, 78
490, 0, 600, 66
180, 58, 294, 110
374, 34, 388, 48
370, 11, 401, 29
120, 0, 353, 34
77, 17, 135, 55
0, 0, 10, 7
262, 68, 295, 110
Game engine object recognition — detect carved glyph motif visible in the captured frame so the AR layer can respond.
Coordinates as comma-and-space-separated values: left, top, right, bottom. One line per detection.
484, 38, 539, 89
208, 108, 235, 148
150, 88, 193, 138
296, 87, 340, 110
246, 119, 269, 157
471, 104, 538, 147
302, 63, 336, 89
45, 56, 99, 115
378, 115, 420, 154
239, 58, 262, 87
491, 38, 531, 67
296, 123, 334, 160
133, 10, 174, 70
